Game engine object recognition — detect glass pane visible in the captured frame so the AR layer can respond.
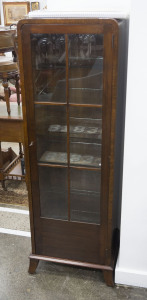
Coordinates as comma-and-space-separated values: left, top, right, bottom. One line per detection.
69, 106, 102, 168
68, 34, 103, 105
31, 34, 66, 102
39, 166, 68, 220
35, 104, 67, 165
70, 169, 101, 224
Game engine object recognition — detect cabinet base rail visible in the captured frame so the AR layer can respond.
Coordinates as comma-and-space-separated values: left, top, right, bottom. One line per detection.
29, 254, 114, 287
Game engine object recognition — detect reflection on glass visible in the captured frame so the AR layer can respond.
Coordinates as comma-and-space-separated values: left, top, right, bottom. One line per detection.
68, 34, 103, 105
39, 166, 68, 220
35, 104, 67, 165
31, 34, 66, 102
70, 169, 101, 224
69, 106, 102, 167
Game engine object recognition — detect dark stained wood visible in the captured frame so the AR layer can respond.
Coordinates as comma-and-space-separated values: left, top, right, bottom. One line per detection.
17, 18, 119, 34
0, 66, 19, 115
18, 24, 40, 254
34, 101, 102, 108
26, 24, 104, 35
28, 258, 39, 274
105, 28, 119, 267
0, 103, 24, 188
0, 103, 23, 142
70, 166, 101, 171
34, 101, 66, 106
65, 33, 70, 221
17, 18, 124, 287
30, 254, 113, 271
69, 103, 102, 108
103, 270, 114, 287
35, 217, 104, 264
2, 76, 10, 115
0, 118, 23, 142
18, 17, 117, 26
38, 163, 68, 168
15, 74, 20, 105
100, 25, 115, 266
0, 27, 16, 53
38, 163, 101, 171
0, 27, 20, 114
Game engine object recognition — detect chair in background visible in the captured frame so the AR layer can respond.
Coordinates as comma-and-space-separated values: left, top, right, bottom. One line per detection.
0, 26, 20, 115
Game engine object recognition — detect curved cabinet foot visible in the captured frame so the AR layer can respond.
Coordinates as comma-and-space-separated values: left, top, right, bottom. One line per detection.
28, 258, 39, 274
103, 270, 114, 287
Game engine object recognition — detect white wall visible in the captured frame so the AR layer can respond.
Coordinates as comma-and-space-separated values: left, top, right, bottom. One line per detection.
115, 0, 147, 288
47, 0, 130, 12
45, 0, 147, 288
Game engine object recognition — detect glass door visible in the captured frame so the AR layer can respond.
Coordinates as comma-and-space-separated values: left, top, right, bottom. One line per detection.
31, 34, 68, 220
68, 34, 103, 224
30, 31, 103, 225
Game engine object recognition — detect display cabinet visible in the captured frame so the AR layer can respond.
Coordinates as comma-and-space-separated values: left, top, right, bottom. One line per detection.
17, 17, 128, 286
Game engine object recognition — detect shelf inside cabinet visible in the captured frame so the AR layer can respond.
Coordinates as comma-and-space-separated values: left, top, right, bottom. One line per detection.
47, 120, 102, 140
70, 167, 101, 224
39, 150, 101, 168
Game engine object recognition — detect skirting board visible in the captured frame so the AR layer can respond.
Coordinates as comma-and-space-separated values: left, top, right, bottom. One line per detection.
115, 267, 147, 288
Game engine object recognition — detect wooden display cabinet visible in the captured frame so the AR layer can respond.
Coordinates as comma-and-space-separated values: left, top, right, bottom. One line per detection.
17, 17, 128, 286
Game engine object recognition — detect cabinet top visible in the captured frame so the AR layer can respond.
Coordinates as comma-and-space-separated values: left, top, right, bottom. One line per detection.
27, 11, 129, 20
17, 17, 123, 34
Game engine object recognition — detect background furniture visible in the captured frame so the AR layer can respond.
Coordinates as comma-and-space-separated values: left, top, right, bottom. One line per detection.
0, 26, 20, 115
0, 27, 24, 189
18, 17, 127, 286
0, 102, 24, 189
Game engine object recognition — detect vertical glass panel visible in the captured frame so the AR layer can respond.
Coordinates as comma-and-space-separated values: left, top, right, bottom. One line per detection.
70, 169, 101, 224
31, 34, 66, 102
68, 34, 103, 105
69, 106, 102, 168
39, 166, 68, 220
35, 104, 67, 165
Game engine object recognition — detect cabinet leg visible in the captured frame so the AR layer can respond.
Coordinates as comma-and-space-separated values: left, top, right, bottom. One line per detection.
103, 270, 114, 287
19, 142, 23, 158
28, 258, 39, 274
15, 74, 20, 106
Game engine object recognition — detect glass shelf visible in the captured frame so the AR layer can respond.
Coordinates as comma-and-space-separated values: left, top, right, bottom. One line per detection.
39, 150, 101, 168
47, 120, 102, 141
70, 168, 101, 224
69, 72, 103, 105
68, 33, 103, 105
38, 166, 68, 220
70, 143, 101, 168
39, 151, 67, 165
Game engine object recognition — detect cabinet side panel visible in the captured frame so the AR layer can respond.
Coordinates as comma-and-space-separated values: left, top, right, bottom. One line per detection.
113, 19, 129, 231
